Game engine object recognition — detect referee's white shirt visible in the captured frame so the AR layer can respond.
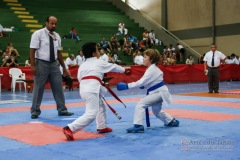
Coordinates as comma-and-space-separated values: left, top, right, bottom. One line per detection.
30, 27, 61, 62
203, 50, 226, 67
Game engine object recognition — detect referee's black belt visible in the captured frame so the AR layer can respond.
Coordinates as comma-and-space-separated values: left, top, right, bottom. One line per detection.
35, 58, 57, 63
208, 66, 219, 69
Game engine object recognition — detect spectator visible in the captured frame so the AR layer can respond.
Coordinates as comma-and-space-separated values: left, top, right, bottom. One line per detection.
167, 54, 176, 65
0, 24, 3, 37
225, 55, 233, 64
65, 54, 78, 67
134, 51, 144, 65
99, 49, 109, 62
231, 53, 239, 65
6, 54, 19, 67
112, 51, 122, 64
110, 34, 119, 51
25, 57, 31, 67
1, 47, 11, 66
142, 29, 149, 46
186, 55, 194, 65
63, 27, 81, 42
76, 50, 85, 66
122, 39, 132, 55
128, 33, 139, 50
7, 42, 20, 57
198, 53, 205, 64
118, 21, 128, 35
177, 43, 185, 62
99, 38, 112, 51
149, 30, 160, 46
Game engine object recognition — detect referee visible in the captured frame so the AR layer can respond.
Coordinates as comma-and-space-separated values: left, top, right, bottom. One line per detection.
203, 43, 226, 93
29, 16, 74, 119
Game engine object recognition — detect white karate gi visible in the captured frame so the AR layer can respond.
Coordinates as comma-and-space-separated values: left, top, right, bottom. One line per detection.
68, 57, 125, 132
128, 64, 173, 125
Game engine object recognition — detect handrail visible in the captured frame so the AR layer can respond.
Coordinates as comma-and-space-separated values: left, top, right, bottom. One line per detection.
122, 0, 201, 57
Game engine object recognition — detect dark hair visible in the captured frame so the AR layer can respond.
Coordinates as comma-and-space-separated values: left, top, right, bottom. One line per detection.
82, 42, 97, 59
46, 16, 54, 22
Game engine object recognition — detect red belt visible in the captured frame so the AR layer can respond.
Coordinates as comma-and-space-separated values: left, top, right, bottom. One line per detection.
81, 76, 126, 120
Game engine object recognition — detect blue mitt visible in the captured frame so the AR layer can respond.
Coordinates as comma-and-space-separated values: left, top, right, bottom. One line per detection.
117, 82, 129, 91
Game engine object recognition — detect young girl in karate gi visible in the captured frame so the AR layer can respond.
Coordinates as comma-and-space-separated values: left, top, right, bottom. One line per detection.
63, 42, 126, 140
117, 49, 179, 133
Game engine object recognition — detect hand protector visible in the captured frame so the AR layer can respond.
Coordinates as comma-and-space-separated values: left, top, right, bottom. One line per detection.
117, 82, 129, 91
124, 68, 131, 75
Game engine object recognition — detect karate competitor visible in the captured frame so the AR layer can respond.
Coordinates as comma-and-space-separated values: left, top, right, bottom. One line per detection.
63, 42, 127, 141
117, 49, 179, 133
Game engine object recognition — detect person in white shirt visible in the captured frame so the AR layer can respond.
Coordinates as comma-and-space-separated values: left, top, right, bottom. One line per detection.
65, 54, 78, 67
225, 56, 233, 64
230, 53, 239, 65
203, 43, 226, 93
62, 42, 127, 141
185, 55, 194, 65
99, 49, 109, 62
118, 21, 128, 35
117, 49, 179, 133
29, 16, 73, 119
134, 51, 144, 65
148, 30, 160, 46
25, 57, 31, 67
76, 50, 85, 66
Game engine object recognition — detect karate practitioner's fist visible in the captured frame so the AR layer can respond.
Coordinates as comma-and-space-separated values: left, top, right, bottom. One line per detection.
117, 82, 129, 91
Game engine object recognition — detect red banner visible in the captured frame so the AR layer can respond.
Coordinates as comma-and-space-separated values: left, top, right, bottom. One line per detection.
0, 64, 239, 90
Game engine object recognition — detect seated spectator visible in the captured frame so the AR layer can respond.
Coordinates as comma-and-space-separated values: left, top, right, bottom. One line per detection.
167, 44, 176, 54
142, 29, 150, 46
162, 54, 169, 66
76, 50, 85, 66
0, 24, 3, 37
118, 21, 128, 35
65, 54, 78, 67
167, 54, 176, 65
186, 55, 194, 65
1, 48, 11, 66
231, 53, 239, 65
99, 38, 112, 51
128, 33, 139, 50
7, 42, 20, 57
134, 51, 144, 65
25, 57, 31, 67
122, 39, 132, 55
149, 30, 161, 46
225, 55, 233, 64
99, 49, 109, 62
110, 34, 119, 51
6, 54, 19, 67
112, 51, 122, 64
59, 60, 73, 90
63, 27, 81, 42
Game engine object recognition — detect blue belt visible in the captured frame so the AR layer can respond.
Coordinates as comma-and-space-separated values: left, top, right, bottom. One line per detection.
147, 81, 165, 94
145, 81, 165, 127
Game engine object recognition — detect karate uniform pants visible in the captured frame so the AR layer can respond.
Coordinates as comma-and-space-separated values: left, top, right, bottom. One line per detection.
133, 91, 173, 125
68, 92, 107, 133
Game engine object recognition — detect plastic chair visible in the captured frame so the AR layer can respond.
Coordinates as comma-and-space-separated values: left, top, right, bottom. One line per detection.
9, 68, 26, 92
